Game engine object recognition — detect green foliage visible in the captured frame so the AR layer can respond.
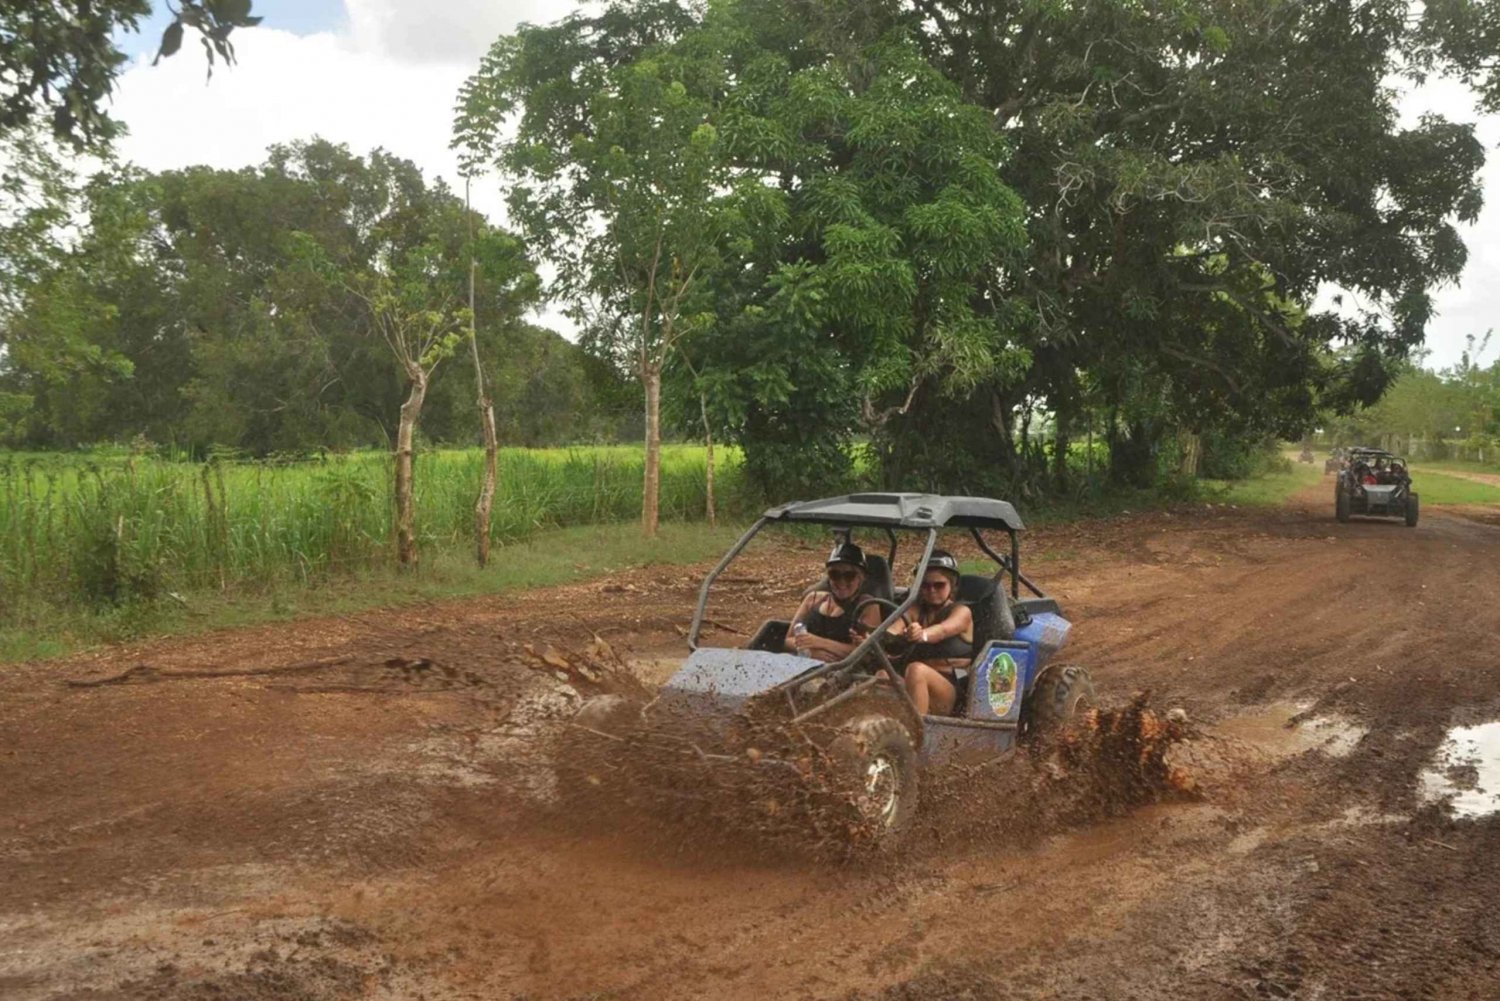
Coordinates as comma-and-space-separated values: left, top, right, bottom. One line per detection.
0, 140, 613, 454
1321, 335, 1500, 458
0, 1, 263, 151
0, 520, 745, 663
0, 445, 749, 619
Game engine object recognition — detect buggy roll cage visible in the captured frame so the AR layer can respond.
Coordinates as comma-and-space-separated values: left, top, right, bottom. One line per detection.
685, 493, 1048, 723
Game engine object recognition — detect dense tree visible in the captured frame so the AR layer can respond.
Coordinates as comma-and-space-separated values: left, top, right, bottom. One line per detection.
457, 2, 1031, 502
810, 0, 1492, 487
0, 141, 619, 457
1325, 334, 1500, 457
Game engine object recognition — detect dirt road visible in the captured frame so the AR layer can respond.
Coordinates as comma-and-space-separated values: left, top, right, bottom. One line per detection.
4, 485, 1499, 1000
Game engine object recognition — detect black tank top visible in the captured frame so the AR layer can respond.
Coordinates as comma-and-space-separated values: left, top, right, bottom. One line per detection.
906, 602, 973, 665
803, 594, 856, 644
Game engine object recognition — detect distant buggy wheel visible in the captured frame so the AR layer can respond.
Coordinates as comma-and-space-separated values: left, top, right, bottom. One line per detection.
1021, 664, 1096, 741
826, 715, 918, 847
1405, 492, 1419, 527
1335, 486, 1351, 523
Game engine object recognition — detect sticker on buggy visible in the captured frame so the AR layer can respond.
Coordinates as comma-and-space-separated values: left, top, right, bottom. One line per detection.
987, 650, 1018, 716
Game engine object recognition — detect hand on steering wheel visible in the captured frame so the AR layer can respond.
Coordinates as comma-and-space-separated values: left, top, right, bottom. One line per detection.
850, 597, 913, 654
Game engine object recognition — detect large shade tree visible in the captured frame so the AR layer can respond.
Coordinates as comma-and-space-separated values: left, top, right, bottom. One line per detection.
811, 0, 1493, 486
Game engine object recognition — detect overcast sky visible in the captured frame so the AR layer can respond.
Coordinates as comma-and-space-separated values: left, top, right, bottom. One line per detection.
108, 0, 1500, 372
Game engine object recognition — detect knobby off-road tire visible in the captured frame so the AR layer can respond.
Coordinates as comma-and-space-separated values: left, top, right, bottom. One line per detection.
1405, 492, 1420, 528
1022, 664, 1097, 741
827, 715, 918, 849
1336, 487, 1351, 523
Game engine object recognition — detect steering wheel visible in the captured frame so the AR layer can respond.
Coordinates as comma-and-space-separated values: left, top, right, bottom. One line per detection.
851, 596, 914, 657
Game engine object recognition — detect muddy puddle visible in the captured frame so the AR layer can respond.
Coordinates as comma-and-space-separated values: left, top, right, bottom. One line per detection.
1419, 721, 1500, 818
1213, 700, 1367, 759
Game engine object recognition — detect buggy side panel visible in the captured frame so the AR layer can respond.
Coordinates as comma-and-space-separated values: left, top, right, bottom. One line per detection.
966, 640, 1031, 723
1012, 612, 1071, 675
661, 647, 821, 713
920, 718, 1016, 762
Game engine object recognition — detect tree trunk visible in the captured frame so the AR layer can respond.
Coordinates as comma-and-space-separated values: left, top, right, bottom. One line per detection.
467, 208, 497, 568
1178, 430, 1201, 478
642, 363, 662, 538
1053, 413, 1071, 493
699, 389, 716, 526
474, 394, 498, 566
394, 367, 427, 568
1086, 414, 1095, 481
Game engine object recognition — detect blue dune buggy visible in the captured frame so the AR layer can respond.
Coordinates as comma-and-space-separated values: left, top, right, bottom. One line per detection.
635, 493, 1096, 845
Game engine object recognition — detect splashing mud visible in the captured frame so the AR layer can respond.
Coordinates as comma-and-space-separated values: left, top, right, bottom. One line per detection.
547, 660, 1198, 860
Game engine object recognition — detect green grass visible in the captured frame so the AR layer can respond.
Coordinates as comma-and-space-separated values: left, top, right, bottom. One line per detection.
1201, 458, 1325, 507
1405, 469, 1500, 505
1410, 458, 1500, 478
0, 520, 744, 664
0, 445, 745, 620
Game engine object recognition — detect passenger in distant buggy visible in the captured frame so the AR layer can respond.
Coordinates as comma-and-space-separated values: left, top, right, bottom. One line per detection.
894, 550, 974, 715
785, 542, 882, 663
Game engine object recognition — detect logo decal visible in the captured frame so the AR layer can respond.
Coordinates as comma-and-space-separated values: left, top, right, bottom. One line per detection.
988, 651, 1018, 716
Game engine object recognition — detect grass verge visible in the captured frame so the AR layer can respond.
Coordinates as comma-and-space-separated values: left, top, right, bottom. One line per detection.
1201, 459, 1325, 507
1405, 469, 1500, 505
0, 521, 742, 664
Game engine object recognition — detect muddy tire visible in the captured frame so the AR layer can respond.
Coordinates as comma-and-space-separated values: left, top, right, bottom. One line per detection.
1405, 492, 1419, 527
1022, 664, 1096, 740
1335, 487, 1351, 523
826, 715, 918, 848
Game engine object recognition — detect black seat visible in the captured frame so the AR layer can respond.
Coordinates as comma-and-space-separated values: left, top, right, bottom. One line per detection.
862, 555, 894, 602
957, 574, 1015, 649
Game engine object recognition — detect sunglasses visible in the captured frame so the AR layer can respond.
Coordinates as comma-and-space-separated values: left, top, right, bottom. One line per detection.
919, 579, 951, 592
828, 569, 861, 583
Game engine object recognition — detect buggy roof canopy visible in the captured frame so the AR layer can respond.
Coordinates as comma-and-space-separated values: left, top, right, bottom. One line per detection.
1349, 448, 1402, 460
763, 493, 1024, 531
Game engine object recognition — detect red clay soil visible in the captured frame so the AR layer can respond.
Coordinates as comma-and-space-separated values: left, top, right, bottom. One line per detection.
3, 481, 1500, 1000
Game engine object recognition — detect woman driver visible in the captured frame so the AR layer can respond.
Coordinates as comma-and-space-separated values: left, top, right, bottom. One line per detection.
897, 550, 974, 714
786, 542, 882, 662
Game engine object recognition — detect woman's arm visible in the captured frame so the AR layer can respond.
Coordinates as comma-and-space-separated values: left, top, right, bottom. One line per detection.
784, 592, 819, 653
914, 604, 973, 644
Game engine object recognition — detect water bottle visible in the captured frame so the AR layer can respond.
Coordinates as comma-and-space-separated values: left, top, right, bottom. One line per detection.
791, 622, 807, 645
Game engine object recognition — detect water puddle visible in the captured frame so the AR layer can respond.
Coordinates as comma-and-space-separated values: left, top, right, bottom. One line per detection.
1213, 701, 1367, 759
1418, 722, 1500, 819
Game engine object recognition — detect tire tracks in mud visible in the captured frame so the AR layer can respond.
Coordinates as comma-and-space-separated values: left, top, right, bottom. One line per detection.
5, 495, 1500, 999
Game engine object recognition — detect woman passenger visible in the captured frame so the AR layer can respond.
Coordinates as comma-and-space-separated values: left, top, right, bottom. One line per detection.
786, 542, 882, 662
898, 550, 974, 714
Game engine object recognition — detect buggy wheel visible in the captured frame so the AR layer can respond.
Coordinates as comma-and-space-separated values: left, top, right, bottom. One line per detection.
1335, 487, 1351, 523
1021, 664, 1096, 741
827, 715, 918, 847
1405, 492, 1419, 527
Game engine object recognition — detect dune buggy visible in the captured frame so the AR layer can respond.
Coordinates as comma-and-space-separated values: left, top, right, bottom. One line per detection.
1324, 447, 1347, 475
615, 493, 1094, 846
1335, 448, 1418, 526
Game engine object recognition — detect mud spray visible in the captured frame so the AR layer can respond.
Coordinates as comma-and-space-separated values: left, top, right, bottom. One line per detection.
533, 638, 1198, 860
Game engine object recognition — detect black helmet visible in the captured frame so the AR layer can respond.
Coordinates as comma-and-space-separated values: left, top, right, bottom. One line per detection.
926, 549, 960, 583
826, 541, 866, 569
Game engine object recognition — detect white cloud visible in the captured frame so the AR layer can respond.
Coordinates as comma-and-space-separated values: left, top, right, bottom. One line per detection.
345, 0, 575, 64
